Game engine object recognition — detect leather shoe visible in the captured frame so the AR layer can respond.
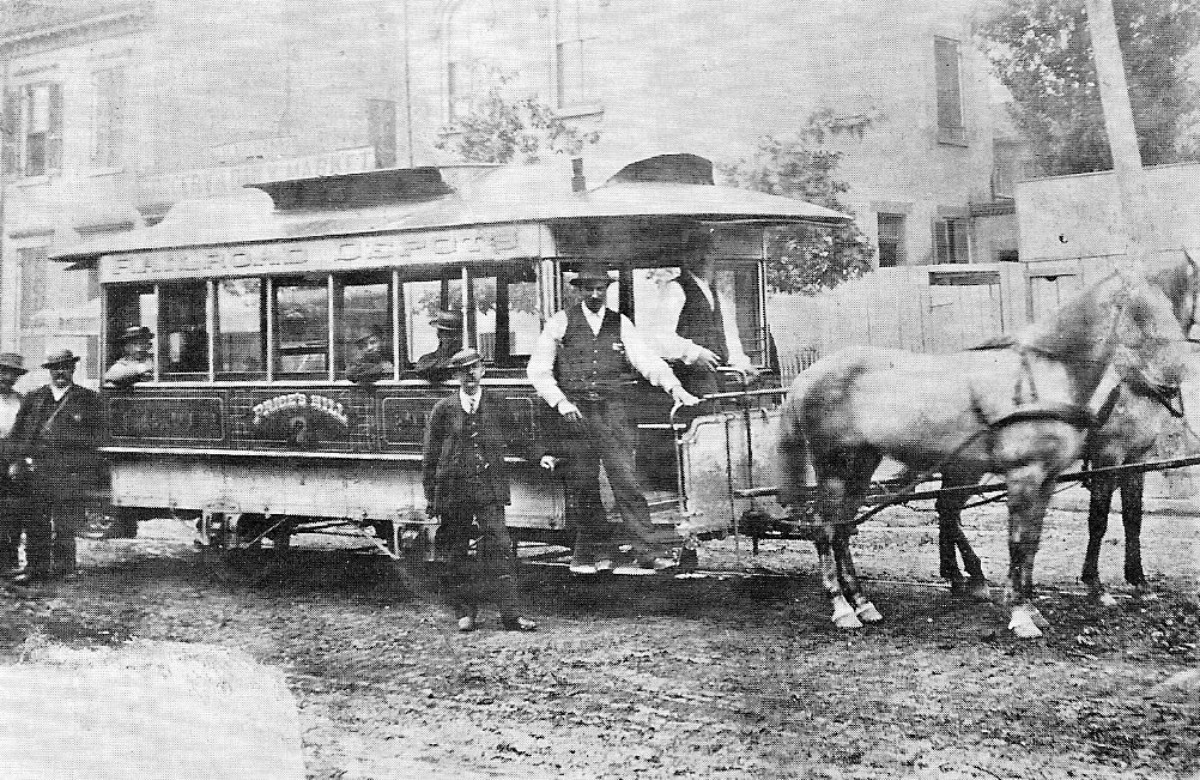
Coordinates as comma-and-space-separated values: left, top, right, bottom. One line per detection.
501, 616, 537, 632
457, 616, 476, 632
614, 556, 677, 575
569, 561, 598, 576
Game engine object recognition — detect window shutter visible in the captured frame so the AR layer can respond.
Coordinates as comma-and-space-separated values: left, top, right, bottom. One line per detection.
932, 219, 949, 264
2, 90, 19, 176
47, 82, 63, 171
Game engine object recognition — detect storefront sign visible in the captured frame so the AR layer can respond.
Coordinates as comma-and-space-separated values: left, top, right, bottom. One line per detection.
100, 223, 548, 283
138, 147, 376, 202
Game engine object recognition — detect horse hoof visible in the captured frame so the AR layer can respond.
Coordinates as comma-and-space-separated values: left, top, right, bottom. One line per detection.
966, 580, 992, 602
1008, 606, 1044, 639
854, 602, 883, 623
833, 613, 864, 629
831, 596, 863, 629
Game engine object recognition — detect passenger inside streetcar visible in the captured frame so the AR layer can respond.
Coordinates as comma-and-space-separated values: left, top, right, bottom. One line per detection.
414, 310, 463, 383
346, 324, 394, 384
103, 326, 155, 387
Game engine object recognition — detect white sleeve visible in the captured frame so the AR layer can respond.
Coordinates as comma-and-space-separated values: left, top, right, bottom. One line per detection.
620, 315, 682, 393
645, 282, 704, 363
718, 290, 753, 371
527, 311, 569, 409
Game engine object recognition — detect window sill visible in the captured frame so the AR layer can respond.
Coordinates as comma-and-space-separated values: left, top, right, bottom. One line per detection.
554, 103, 604, 119
937, 128, 968, 147
14, 174, 54, 188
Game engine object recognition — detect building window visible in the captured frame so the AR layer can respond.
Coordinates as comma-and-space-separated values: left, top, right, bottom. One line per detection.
3, 84, 63, 177
934, 37, 966, 146
555, 0, 596, 110
17, 246, 48, 329
877, 214, 906, 268
933, 217, 970, 264
92, 67, 125, 168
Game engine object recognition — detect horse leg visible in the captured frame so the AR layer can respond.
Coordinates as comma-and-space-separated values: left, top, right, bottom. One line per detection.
832, 524, 882, 623
1083, 473, 1117, 606
815, 530, 862, 629
1005, 466, 1051, 639
936, 475, 990, 601
832, 456, 882, 624
814, 476, 862, 629
1119, 471, 1154, 600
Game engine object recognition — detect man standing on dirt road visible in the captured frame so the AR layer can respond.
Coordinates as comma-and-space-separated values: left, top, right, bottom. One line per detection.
0, 353, 27, 576
7, 349, 104, 584
528, 262, 700, 576
422, 348, 536, 633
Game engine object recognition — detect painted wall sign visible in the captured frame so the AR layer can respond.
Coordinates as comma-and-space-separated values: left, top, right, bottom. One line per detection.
99, 224, 547, 283
107, 397, 225, 441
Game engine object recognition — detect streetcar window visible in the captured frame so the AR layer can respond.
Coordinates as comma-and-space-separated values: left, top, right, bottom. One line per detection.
403, 277, 464, 370
629, 260, 766, 367
159, 282, 209, 378
504, 265, 540, 359
337, 276, 393, 377
106, 285, 156, 371
475, 265, 540, 364
273, 279, 329, 376
215, 278, 266, 379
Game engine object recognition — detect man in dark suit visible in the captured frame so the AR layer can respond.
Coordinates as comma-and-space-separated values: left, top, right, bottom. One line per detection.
422, 348, 535, 632
8, 349, 104, 584
414, 310, 464, 383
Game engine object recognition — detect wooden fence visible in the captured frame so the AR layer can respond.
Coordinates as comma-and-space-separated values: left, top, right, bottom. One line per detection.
768, 256, 1134, 380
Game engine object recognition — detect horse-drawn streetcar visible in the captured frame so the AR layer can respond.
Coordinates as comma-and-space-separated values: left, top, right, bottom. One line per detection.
50, 153, 846, 558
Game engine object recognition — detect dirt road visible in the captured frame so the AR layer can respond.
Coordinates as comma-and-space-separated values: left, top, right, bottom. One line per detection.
0, 488, 1196, 779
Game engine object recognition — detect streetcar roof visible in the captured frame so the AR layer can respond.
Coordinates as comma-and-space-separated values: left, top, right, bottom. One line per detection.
50, 153, 850, 265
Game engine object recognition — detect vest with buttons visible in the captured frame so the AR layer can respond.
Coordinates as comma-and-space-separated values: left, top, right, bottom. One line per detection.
675, 272, 729, 363
555, 305, 635, 399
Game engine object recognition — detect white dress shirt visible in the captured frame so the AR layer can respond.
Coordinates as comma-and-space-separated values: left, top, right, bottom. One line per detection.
528, 302, 683, 412
650, 271, 753, 371
459, 389, 482, 415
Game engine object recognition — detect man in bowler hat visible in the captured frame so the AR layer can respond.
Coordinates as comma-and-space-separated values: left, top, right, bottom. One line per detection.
422, 348, 536, 632
0, 353, 26, 574
414, 310, 464, 383
103, 326, 154, 387
7, 349, 103, 583
528, 262, 700, 575
346, 324, 394, 384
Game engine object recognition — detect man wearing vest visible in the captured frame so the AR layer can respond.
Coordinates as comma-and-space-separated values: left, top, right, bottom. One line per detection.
422, 348, 536, 632
7, 349, 103, 584
528, 262, 700, 575
655, 232, 758, 397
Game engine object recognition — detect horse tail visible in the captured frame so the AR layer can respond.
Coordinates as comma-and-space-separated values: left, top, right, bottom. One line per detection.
776, 372, 816, 506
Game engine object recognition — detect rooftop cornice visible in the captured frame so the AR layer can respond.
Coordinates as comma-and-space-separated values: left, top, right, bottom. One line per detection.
0, 3, 149, 52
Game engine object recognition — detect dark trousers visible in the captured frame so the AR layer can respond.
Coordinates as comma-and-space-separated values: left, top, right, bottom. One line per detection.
0, 475, 21, 570
674, 363, 720, 399
23, 473, 87, 574
436, 501, 520, 620
562, 398, 678, 562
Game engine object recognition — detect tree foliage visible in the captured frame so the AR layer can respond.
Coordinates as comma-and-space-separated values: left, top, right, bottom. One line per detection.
721, 116, 875, 295
435, 67, 599, 165
977, 0, 1200, 176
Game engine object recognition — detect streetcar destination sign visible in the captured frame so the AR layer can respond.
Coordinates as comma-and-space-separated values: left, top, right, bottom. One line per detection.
99, 223, 550, 283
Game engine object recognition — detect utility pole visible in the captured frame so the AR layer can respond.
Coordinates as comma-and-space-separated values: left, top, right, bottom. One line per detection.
1084, 0, 1154, 268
